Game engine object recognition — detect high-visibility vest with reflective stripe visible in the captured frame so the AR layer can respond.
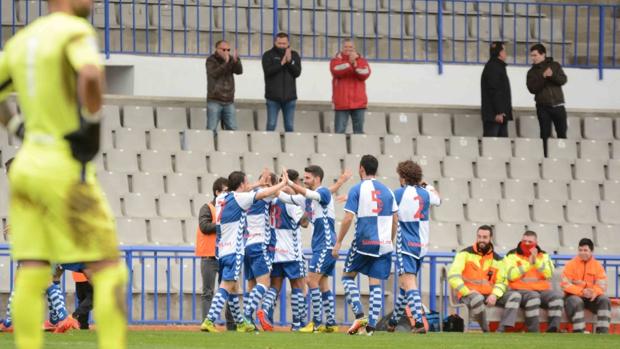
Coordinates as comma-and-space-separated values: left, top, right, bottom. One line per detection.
504, 249, 553, 291
448, 245, 506, 298
195, 203, 217, 257
72, 272, 88, 283
561, 255, 607, 297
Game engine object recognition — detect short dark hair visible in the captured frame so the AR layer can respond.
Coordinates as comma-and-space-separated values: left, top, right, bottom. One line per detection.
287, 169, 299, 182
523, 230, 538, 238
212, 177, 228, 197
275, 32, 289, 39
267, 172, 277, 186
530, 43, 546, 55
215, 40, 228, 48
227, 171, 246, 191
578, 238, 594, 251
360, 155, 378, 176
4, 158, 14, 174
490, 41, 504, 58
304, 165, 324, 182
396, 160, 422, 186
478, 225, 494, 237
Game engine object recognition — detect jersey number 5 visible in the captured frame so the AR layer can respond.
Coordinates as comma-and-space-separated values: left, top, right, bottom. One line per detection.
371, 190, 383, 213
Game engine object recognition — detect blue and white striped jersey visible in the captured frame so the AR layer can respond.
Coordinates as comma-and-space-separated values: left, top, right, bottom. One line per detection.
245, 188, 273, 248
394, 185, 441, 259
271, 198, 305, 263
215, 191, 256, 258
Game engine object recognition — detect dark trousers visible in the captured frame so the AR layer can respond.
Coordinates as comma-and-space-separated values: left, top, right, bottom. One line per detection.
73, 281, 93, 329
483, 120, 509, 137
536, 105, 567, 157
201, 257, 235, 330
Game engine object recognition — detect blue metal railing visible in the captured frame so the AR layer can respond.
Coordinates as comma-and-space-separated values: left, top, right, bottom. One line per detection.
1, 244, 619, 325
0, 0, 618, 77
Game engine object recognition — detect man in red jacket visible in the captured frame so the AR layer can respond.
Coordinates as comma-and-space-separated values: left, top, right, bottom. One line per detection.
330, 39, 371, 134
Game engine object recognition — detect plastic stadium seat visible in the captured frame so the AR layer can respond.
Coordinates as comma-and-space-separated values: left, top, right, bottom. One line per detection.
208, 152, 241, 176
350, 134, 382, 155
283, 133, 316, 155
475, 157, 507, 180
384, 135, 414, 156
131, 173, 165, 195
322, 111, 351, 134
547, 139, 578, 160
612, 141, 620, 159
411, 14, 439, 39
449, 137, 478, 159
416, 136, 446, 157
379, 176, 401, 190
351, 0, 380, 10
603, 180, 620, 201
123, 193, 157, 218
532, 199, 565, 224
453, 114, 482, 137
362, 112, 387, 135
527, 223, 560, 253
477, 16, 502, 42
608, 160, 620, 180
494, 223, 527, 251
432, 198, 464, 223
317, 134, 347, 156
140, 150, 173, 174
217, 7, 250, 33
308, 153, 342, 176
117, 218, 148, 245
443, 156, 474, 179
377, 13, 412, 38
595, 224, 620, 254
277, 153, 309, 172
201, 174, 222, 197
248, 7, 277, 34
428, 222, 459, 252
470, 178, 501, 200
149, 218, 185, 245
561, 224, 594, 250
518, 115, 539, 138
166, 173, 199, 195
514, 138, 544, 159
438, 177, 469, 201
217, 131, 249, 153
569, 180, 600, 202
183, 130, 215, 152
249, 131, 281, 154
499, 199, 531, 224
504, 179, 535, 201
388, 112, 419, 136
324, 0, 351, 10
174, 151, 208, 175
481, 138, 511, 159
541, 158, 572, 181
382, 0, 414, 12
566, 116, 582, 140
599, 201, 620, 224
103, 192, 122, 217
537, 180, 569, 202
583, 117, 614, 140
501, 17, 532, 42
192, 194, 211, 217
295, 111, 322, 133
172, 258, 203, 293
574, 159, 605, 182
378, 155, 405, 177
243, 152, 276, 175
189, 108, 207, 130
344, 154, 362, 169
421, 113, 452, 137
579, 139, 610, 161
256, 110, 284, 132
441, 15, 472, 40
565, 200, 597, 225
137, 259, 176, 294
102, 105, 122, 133
508, 158, 540, 180
279, 9, 312, 35
115, 128, 147, 151
466, 198, 499, 223
156, 107, 188, 130
105, 149, 139, 173
412, 156, 442, 180
234, 109, 256, 132
314, 11, 344, 36
123, 106, 155, 129
149, 129, 182, 151
460, 222, 486, 247
158, 194, 192, 219
98, 171, 129, 195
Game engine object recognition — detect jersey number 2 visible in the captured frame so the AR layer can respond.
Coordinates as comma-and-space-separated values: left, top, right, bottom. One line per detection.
414, 196, 425, 219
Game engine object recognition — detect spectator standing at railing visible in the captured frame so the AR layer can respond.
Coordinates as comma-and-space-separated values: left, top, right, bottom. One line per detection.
447, 225, 520, 333
330, 39, 371, 134
481, 42, 513, 138
526, 43, 568, 157
196, 177, 235, 330
206, 40, 243, 131
262, 32, 302, 132
561, 238, 611, 334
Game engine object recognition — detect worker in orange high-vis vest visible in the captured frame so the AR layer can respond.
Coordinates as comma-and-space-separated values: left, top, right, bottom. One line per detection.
448, 225, 519, 332
71, 272, 93, 329
196, 177, 234, 330
562, 238, 611, 334
502, 230, 563, 333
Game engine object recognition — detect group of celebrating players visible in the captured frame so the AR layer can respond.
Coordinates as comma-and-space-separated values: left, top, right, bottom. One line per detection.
200, 155, 440, 336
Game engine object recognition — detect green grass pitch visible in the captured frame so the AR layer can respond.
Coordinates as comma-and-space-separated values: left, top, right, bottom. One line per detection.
1, 331, 619, 349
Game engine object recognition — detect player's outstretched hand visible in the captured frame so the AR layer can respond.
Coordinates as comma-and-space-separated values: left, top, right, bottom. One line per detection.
332, 242, 341, 259
340, 169, 353, 182
335, 194, 348, 203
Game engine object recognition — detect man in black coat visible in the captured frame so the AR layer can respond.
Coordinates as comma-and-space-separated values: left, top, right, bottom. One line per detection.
262, 32, 302, 132
480, 42, 513, 138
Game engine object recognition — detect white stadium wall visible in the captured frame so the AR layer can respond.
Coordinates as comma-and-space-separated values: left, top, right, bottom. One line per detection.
105, 54, 620, 111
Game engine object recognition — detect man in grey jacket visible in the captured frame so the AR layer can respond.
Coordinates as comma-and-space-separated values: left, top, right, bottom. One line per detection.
206, 40, 243, 131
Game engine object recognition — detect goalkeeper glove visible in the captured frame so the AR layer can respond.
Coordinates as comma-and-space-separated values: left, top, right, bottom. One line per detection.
64, 109, 101, 164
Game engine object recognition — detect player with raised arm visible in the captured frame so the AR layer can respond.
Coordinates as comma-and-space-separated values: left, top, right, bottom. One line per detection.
387, 160, 441, 334
332, 155, 398, 336
200, 170, 288, 333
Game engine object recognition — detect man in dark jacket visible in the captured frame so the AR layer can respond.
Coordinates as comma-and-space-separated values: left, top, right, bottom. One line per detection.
206, 40, 243, 131
481, 42, 512, 137
262, 32, 302, 132
526, 43, 568, 157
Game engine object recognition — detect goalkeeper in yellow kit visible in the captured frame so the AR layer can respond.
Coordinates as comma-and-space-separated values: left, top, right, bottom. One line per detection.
0, 1, 127, 348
